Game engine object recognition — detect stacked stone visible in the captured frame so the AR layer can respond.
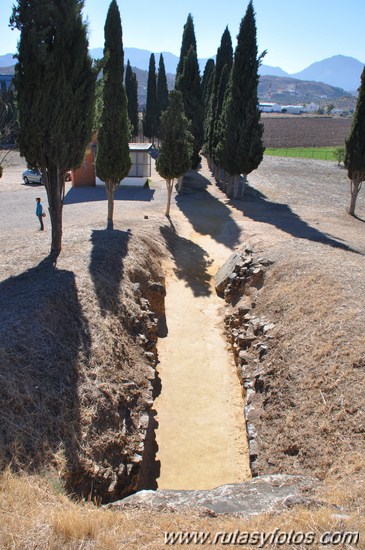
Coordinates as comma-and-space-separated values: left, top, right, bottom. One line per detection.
215, 245, 274, 476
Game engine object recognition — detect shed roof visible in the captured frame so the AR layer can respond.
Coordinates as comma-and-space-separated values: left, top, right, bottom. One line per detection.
129, 143, 153, 152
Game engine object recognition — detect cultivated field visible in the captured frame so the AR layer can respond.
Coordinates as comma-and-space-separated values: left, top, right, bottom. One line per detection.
262, 114, 352, 148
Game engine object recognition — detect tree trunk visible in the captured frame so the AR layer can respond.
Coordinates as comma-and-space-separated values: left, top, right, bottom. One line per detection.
349, 177, 363, 216
240, 174, 247, 199
222, 171, 228, 194
233, 174, 240, 198
105, 179, 115, 230
226, 174, 234, 197
165, 179, 174, 217
44, 163, 64, 262
177, 175, 184, 193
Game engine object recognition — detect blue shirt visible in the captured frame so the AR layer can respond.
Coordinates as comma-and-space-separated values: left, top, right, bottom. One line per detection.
36, 202, 43, 216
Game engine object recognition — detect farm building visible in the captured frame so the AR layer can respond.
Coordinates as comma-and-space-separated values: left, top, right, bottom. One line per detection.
281, 105, 305, 114
72, 142, 153, 188
259, 102, 281, 113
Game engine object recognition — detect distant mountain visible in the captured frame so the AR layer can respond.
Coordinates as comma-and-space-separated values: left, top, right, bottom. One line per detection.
1, 47, 363, 103
0, 53, 16, 68
91, 49, 364, 93
259, 64, 289, 78
90, 47, 212, 75
291, 55, 364, 93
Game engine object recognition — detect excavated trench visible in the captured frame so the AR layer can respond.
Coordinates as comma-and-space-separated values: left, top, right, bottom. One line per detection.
136, 231, 253, 492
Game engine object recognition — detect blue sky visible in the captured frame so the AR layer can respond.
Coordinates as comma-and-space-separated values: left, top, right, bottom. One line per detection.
1, 0, 364, 73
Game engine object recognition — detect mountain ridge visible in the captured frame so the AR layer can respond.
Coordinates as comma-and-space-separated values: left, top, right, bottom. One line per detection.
1, 49, 363, 98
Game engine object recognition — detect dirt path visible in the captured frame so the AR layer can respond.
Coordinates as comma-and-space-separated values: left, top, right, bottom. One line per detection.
154, 185, 250, 490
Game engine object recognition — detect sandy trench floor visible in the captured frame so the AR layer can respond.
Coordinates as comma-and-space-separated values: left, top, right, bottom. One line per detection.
154, 222, 251, 490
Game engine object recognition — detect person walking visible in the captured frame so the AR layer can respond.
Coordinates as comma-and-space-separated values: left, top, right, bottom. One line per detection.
35, 197, 45, 231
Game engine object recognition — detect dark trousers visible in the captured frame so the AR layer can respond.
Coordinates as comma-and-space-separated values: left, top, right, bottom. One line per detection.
38, 215, 44, 230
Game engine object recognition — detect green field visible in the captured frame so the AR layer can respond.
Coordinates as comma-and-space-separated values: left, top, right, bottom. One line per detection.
264, 147, 339, 161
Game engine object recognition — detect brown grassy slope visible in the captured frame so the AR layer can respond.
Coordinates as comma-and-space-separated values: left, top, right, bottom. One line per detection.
1, 466, 365, 549
247, 240, 365, 482
0, 223, 167, 503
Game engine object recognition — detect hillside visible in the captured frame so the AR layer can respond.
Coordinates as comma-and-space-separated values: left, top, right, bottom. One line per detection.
1, 63, 354, 109
133, 66, 175, 106
259, 75, 356, 109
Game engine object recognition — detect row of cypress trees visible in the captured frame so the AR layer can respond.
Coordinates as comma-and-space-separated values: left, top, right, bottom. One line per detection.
143, 54, 169, 141
10, 0, 365, 260
149, 2, 266, 199
125, 60, 139, 138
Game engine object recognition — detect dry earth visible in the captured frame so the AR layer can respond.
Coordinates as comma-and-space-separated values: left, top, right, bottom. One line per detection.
262, 114, 352, 148
0, 150, 365, 547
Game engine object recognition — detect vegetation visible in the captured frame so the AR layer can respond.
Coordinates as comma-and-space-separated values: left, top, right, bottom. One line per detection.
125, 60, 139, 138
334, 146, 345, 165
201, 58, 215, 116
175, 13, 197, 81
95, 0, 131, 230
155, 90, 193, 216
345, 66, 365, 216
175, 14, 204, 170
265, 147, 341, 161
204, 27, 233, 166
156, 54, 169, 140
143, 54, 157, 141
220, 1, 265, 198
11, 0, 96, 260
0, 91, 18, 178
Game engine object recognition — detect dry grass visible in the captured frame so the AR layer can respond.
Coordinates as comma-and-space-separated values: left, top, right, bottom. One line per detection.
1, 468, 364, 549
248, 240, 365, 481
0, 222, 167, 503
1, 153, 365, 546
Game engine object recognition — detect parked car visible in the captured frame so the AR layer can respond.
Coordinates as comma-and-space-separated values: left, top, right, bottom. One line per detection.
22, 169, 43, 184
22, 169, 72, 184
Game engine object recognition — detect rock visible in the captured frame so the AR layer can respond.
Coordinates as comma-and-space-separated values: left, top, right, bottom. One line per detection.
107, 475, 320, 516
214, 252, 242, 295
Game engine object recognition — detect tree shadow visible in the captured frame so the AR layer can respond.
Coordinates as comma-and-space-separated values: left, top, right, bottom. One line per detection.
64, 186, 155, 205
160, 225, 213, 297
0, 258, 91, 493
135, 371, 162, 491
353, 213, 365, 223
175, 170, 242, 249
89, 229, 130, 315
229, 184, 362, 255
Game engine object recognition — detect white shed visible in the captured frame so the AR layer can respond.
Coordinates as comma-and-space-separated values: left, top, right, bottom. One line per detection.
128, 143, 152, 177
259, 102, 281, 113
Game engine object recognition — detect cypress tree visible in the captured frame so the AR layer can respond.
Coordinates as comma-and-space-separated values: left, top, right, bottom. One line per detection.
156, 54, 169, 139
201, 59, 215, 115
125, 60, 139, 138
143, 53, 157, 141
95, 0, 131, 230
156, 90, 193, 216
206, 27, 233, 162
345, 66, 365, 216
11, 0, 96, 260
176, 14, 196, 80
221, 1, 265, 198
176, 45, 204, 170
